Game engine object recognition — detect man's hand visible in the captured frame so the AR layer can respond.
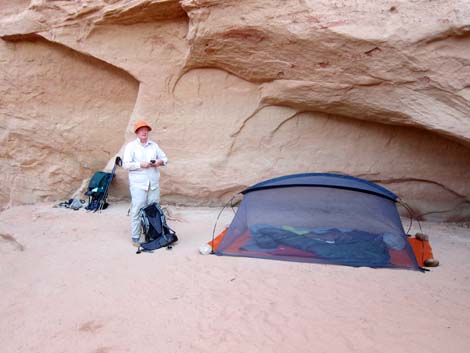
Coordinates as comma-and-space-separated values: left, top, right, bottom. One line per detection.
152, 159, 164, 167
140, 162, 152, 168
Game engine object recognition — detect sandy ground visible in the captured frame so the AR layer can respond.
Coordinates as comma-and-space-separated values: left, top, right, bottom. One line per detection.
1, 202, 470, 353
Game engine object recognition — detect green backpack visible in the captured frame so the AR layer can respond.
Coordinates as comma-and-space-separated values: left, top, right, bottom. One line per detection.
85, 171, 111, 211
84, 156, 122, 212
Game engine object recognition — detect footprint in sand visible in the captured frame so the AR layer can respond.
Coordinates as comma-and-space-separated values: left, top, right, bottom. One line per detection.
78, 320, 103, 333
0, 233, 25, 251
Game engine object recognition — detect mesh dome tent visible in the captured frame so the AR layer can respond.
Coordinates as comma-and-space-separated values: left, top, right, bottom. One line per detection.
215, 173, 421, 271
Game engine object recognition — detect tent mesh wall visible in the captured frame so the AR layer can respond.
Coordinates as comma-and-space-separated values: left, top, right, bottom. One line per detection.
216, 175, 420, 271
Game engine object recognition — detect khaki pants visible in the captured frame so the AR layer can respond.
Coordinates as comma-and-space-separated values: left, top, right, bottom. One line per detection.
130, 185, 160, 240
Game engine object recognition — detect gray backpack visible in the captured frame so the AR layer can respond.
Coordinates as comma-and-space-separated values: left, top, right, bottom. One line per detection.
137, 202, 178, 253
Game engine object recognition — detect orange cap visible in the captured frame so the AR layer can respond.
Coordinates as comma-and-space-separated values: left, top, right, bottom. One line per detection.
134, 120, 152, 133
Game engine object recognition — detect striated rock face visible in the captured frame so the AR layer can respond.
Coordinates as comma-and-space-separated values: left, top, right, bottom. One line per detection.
1, 0, 469, 221
182, 0, 470, 144
0, 36, 138, 206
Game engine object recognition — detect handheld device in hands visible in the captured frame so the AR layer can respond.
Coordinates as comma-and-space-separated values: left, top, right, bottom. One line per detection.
150, 159, 156, 164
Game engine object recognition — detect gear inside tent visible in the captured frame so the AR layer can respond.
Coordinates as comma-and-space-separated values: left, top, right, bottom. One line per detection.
211, 173, 422, 271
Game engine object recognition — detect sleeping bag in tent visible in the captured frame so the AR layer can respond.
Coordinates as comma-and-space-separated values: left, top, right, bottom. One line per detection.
214, 173, 421, 271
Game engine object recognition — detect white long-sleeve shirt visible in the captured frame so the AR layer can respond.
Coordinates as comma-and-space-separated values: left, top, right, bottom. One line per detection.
123, 138, 168, 191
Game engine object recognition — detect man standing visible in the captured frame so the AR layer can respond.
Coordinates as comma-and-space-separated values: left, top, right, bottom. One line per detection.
123, 120, 168, 246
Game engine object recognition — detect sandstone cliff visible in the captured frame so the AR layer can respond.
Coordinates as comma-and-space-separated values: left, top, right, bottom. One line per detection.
1, 0, 469, 221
